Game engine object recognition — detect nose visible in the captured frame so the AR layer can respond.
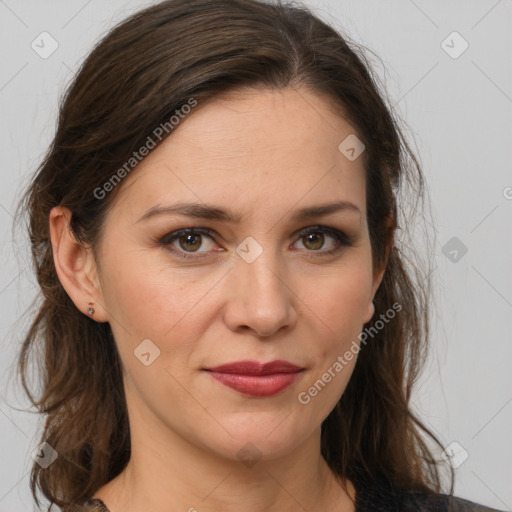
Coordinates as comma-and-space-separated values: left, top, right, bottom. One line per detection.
223, 249, 297, 338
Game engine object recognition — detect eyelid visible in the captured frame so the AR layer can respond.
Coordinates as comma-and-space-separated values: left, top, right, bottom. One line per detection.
291, 225, 355, 255
158, 224, 355, 260
159, 227, 217, 245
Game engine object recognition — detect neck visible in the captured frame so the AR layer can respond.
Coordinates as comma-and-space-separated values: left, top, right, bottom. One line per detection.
94, 384, 356, 512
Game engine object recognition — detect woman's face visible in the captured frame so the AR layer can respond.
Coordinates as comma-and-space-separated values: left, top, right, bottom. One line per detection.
94, 86, 385, 463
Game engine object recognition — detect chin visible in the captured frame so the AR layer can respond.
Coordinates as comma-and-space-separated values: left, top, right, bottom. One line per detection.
204, 416, 310, 463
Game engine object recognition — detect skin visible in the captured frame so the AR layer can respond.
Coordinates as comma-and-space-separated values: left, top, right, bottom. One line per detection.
49, 86, 390, 512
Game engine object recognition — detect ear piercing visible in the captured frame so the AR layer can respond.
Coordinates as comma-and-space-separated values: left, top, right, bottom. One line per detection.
87, 303, 95, 316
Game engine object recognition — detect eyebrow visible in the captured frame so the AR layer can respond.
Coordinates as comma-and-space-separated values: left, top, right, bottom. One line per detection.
136, 200, 362, 224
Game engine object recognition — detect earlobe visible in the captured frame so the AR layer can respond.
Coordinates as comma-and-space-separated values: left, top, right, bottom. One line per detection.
362, 300, 375, 325
49, 206, 109, 322
363, 220, 394, 325
362, 266, 384, 325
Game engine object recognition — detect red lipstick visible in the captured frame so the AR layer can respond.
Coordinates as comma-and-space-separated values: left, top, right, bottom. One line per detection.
203, 360, 304, 397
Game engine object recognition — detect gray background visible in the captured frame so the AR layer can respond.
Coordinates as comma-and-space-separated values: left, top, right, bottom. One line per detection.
1, 0, 511, 510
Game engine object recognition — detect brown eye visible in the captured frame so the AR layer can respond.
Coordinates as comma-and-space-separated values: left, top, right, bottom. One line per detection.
160, 228, 218, 259
159, 225, 354, 261
302, 232, 325, 251
293, 226, 354, 257
177, 233, 203, 252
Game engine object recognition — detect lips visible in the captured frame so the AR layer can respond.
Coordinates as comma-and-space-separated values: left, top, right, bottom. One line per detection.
205, 360, 303, 375
203, 360, 304, 397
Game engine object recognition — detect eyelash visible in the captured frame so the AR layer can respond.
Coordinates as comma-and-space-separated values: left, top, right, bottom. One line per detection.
157, 225, 355, 261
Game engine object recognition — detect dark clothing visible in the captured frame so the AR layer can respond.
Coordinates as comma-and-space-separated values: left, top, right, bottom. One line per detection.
351, 471, 505, 511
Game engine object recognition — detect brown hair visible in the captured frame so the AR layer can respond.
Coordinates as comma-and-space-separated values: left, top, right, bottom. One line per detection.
15, 0, 453, 509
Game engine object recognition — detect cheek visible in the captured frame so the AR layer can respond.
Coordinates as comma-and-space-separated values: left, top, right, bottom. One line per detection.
300, 262, 373, 336
297, 262, 372, 395
99, 253, 213, 421
100, 244, 208, 336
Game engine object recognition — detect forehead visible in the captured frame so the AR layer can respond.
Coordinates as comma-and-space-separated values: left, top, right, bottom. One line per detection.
112, 86, 367, 219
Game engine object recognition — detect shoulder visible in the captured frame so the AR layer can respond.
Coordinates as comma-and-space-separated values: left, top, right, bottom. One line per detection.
352, 470, 505, 512
61, 498, 110, 512
400, 491, 506, 512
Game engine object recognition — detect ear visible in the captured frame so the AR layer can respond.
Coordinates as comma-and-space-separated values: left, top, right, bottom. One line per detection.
362, 217, 395, 324
49, 206, 109, 322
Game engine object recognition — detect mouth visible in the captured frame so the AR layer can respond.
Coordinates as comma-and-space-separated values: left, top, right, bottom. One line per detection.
202, 360, 305, 397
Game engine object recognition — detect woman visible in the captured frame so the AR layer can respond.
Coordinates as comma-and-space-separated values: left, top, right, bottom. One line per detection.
16, 0, 504, 511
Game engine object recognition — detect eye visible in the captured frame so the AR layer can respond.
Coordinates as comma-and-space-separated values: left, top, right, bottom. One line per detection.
158, 225, 354, 260
292, 226, 354, 256
159, 228, 220, 260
